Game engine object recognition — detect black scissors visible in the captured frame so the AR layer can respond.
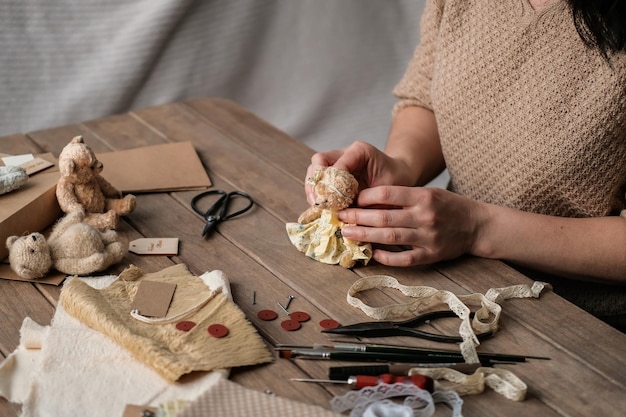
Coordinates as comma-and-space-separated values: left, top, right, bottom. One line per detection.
322, 310, 493, 344
191, 189, 254, 238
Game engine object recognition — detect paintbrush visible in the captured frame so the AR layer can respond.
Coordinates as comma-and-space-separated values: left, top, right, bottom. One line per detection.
278, 349, 474, 364
276, 344, 549, 363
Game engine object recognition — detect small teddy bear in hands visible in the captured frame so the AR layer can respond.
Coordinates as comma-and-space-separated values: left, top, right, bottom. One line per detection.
56, 135, 136, 231
6, 210, 127, 279
286, 166, 372, 268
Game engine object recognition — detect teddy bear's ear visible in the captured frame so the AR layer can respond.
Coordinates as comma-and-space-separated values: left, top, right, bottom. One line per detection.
6, 236, 18, 249
71, 135, 84, 144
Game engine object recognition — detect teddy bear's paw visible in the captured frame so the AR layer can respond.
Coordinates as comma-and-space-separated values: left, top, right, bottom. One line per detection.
105, 194, 136, 215
0, 166, 28, 195
84, 211, 119, 231
104, 241, 126, 265
122, 194, 137, 214
339, 252, 357, 269
297, 206, 322, 224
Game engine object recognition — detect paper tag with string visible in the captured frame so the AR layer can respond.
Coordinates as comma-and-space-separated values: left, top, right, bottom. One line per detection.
129, 238, 179, 255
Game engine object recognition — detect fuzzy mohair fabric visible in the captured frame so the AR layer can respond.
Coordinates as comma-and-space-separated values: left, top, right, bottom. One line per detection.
0, 274, 227, 417
6, 210, 126, 279
56, 135, 136, 230
60, 263, 273, 381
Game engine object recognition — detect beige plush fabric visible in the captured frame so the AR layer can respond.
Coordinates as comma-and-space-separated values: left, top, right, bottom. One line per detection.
60, 263, 273, 381
394, 0, 626, 218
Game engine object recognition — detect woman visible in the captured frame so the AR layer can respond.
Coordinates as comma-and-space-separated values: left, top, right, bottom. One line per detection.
305, 0, 626, 328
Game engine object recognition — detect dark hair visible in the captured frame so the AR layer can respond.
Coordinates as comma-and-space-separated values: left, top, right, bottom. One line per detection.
568, 0, 626, 59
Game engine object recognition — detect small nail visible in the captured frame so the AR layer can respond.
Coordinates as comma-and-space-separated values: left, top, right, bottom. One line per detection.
252, 291, 257, 305
277, 302, 290, 316
285, 295, 295, 310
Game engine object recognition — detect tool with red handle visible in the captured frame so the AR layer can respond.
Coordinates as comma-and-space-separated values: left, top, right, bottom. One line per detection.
291, 373, 434, 392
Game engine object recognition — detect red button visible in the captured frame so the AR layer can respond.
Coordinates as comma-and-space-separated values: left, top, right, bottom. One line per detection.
208, 324, 229, 338
176, 321, 196, 331
281, 319, 302, 331
319, 319, 340, 329
290, 311, 310, 322
258, 310, 278, 321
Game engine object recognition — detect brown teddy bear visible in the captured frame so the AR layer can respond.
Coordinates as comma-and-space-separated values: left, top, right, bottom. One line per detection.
5, 210, 127, 279
286, 166, 372, 268
56, 135, 136, 230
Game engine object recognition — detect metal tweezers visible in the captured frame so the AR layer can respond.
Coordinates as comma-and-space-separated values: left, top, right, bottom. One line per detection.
322, 310, 493, 343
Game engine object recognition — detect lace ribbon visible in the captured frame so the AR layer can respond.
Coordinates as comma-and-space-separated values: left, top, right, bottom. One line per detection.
330, 383, 463, 417
408, 366, 527, 401
346, 275, 551, 364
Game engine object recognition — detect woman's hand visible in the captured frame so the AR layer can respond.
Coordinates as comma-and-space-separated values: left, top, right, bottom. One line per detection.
338, 185, 487, 267
305, 141, 416, 205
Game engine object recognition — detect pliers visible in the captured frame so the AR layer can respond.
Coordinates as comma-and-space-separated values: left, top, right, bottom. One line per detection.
322, 310, 493, 343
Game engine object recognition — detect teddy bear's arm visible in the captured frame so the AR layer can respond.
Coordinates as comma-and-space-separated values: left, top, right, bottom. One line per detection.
56, 178, 87, 213
48, 210, 84, 241
95, 176, 122, 199
298, 206, 323, 224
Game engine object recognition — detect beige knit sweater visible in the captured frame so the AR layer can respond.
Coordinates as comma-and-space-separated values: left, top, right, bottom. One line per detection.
394, 0, 626, 218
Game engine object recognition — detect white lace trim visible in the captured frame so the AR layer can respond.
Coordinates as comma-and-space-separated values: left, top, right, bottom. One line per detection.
346, 275, 551, 364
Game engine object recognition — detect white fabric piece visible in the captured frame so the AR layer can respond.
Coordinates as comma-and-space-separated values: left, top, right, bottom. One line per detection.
0, 318, 48, 403
0, 273, 229, 417
175, 377, 341, 417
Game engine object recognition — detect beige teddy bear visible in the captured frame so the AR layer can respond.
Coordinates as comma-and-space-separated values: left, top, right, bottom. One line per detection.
286, 166, 372, 268
6, 210, 126, 279
56, 135, 136, 230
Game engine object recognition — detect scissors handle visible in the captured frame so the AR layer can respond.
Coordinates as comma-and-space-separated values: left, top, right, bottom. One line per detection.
191, 190, 254, 238
221, 191, 254, 220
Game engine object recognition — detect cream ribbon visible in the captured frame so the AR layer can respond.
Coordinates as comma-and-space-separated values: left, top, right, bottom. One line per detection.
346, 275, 551, 364
408, 366, 528, 401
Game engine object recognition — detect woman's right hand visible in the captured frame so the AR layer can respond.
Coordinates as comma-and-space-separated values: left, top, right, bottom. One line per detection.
305, 141, 415, 205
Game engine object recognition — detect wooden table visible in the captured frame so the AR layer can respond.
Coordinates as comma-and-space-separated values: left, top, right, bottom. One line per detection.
1, 98, 625, 416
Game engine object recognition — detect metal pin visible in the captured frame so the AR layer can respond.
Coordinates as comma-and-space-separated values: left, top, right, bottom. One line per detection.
285, 295, 295, 310
252, 291, 257, 305
277, 302, 290, 316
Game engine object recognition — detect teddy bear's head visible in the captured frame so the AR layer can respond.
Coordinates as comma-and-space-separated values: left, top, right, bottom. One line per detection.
307, 166, 359, 211
58, 135, 103, 184
6, 233, 53, 279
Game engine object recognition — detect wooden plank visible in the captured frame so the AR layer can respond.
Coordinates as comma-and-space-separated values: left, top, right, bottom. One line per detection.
183, 98, 314, 182
0, 279, 55, 355
1, 100, 622, 416
127, 102, 571, 416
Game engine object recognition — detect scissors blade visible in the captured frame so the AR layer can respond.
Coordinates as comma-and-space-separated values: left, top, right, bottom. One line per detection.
201, 216, 219, 237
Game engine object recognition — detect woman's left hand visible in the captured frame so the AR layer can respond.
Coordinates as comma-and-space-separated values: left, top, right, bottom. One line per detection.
338, 185, 486, 266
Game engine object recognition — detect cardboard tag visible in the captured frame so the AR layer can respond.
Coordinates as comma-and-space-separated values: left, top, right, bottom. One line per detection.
20, 157, 55, 175
129, 238, 179, 255
122, 404, 157, 417
130, 280, 176, 318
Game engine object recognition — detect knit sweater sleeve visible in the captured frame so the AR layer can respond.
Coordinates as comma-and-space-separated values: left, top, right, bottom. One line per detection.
392, 0, 445, 115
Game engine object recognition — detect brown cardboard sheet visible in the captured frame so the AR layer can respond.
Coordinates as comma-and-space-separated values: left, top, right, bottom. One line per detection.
97, 141, 212, 193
